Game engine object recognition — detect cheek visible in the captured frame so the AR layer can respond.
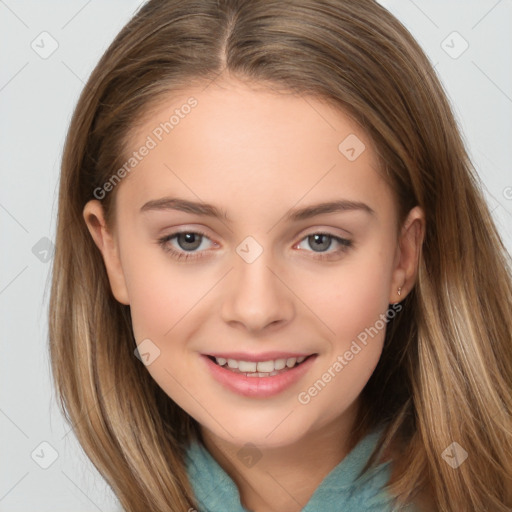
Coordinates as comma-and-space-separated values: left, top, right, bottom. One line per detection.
340, 265, 392, 340
309, 243, 395, 345
122, 246, 205, 406
121, 239, 205, 342
296, 243, 394, 410
298, 303, 390, 425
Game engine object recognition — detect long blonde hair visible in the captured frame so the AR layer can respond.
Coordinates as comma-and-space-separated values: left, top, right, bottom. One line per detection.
49, 0, 512, 510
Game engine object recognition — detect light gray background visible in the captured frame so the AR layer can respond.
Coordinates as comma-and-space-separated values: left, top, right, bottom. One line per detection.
1, 1, 511, 510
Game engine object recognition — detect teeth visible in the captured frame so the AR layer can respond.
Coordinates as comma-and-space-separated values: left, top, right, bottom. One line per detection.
274, 359, 287, 370
238, 360, 257, 372
256, 360, 274, 372
247, 371, 280, 377
213, 355, 309, 373
286, 357, 297, 368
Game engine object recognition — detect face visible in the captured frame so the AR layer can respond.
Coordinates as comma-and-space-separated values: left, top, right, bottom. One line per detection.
84, 76, 423, 450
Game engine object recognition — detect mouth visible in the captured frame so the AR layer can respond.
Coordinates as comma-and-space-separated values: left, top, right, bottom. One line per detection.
206, 354, 316, 377
202, 352, 318, 398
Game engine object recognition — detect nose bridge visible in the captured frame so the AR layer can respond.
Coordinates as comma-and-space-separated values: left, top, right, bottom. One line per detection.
220, 238, 294, 331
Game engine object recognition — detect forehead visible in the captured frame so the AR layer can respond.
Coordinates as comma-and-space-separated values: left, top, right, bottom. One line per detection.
115, 77, 392, 224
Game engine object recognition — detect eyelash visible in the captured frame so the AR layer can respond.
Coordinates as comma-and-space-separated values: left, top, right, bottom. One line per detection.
157, 230, 353, 262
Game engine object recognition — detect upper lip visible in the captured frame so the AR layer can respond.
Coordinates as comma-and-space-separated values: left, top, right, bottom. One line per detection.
205, 352, 315, 362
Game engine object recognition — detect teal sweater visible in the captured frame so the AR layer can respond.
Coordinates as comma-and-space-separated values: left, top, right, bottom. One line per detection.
185, 427, 418, 511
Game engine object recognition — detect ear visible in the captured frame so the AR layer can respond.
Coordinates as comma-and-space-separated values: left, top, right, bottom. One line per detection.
82, 200, 130, 305
389, 206, 425, 304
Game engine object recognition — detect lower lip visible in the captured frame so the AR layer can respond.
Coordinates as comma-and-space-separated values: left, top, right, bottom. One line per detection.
201, 354, 317, 398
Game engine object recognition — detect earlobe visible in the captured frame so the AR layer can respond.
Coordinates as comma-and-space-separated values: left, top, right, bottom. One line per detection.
82, 200, 130, 305
389, 206, 425, 304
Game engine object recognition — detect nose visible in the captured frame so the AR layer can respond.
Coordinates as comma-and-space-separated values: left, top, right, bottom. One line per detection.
220, 250, 295, 334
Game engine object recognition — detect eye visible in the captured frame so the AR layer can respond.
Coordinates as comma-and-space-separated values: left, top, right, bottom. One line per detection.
157, 230, 216, 261
157, 230, 353, 262
294, 232, 353, 261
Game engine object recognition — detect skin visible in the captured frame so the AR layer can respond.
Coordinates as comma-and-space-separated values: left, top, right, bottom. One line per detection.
83, 75, 425, 512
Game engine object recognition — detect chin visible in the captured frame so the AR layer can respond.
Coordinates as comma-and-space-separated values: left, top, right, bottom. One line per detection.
209, 415, 312, 450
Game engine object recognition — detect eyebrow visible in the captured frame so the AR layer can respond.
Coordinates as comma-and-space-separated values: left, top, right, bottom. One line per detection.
140, 197, 375, 221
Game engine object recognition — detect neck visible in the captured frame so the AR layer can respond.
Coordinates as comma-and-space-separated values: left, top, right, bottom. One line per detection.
200, 398, 363, 512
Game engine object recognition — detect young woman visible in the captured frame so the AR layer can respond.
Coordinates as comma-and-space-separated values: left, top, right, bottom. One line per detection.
49, 0, 512, 510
